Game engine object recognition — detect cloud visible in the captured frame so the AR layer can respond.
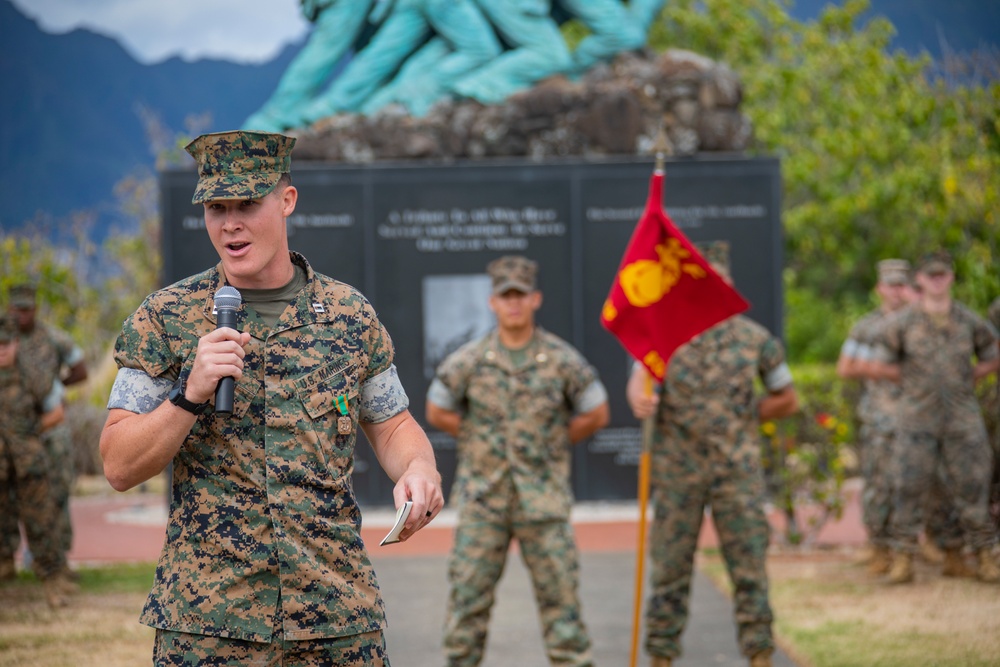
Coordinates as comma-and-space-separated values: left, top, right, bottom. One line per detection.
9, 0, 310, 64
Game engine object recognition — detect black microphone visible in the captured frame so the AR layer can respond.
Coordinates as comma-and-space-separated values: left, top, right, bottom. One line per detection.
213, 286, 242, 416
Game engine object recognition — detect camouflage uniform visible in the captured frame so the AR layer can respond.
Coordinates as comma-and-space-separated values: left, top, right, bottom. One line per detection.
844, 310, 962, 552
875, 302, 999, 554
14, 322, 82, 556
0, 319, 66, 582
645, 315, 792, 661
429, 327, 607, 667
108, 252, 404, 659
842, 309, 899, 550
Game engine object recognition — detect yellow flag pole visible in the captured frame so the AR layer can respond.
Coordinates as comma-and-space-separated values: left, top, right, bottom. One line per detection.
631, 134, 668, 667
630, 410, 654, 667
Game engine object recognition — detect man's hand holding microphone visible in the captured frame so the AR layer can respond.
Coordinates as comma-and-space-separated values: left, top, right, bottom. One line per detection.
181, 287, 249, 413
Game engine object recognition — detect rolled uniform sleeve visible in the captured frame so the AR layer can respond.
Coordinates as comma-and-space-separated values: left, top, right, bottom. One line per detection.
426, 376, 460, 412
358, 363, 409, 423
574, 379, 608, 414
758, 334, 792, 391
42, 380, 66, 413
107, 296, 184, 413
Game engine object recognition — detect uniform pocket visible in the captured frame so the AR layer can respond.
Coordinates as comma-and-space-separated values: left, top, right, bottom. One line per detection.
295, 359, 359, 421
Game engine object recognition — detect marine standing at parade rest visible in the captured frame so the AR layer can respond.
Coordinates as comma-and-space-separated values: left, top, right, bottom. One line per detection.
426, 255, 610, 667
835, 259, 958, 574
0, 313, 73, 608
870, 250, 1000, 584
625, 242, 799, 667
2, 282, 88, 581
99, 130, 443, 666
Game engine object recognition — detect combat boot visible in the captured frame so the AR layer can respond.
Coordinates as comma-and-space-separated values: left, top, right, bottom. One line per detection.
650, 656, 672, 667
749, 648, 774, 667
940, 549, 974, 578
0, 559, 16, 582
852, 542, 877, 566
886, 552, 914, 584
43, 578, 69, 609
919, 539, 945, 564
976, 549, 1000, 584
866, 545, 892, 576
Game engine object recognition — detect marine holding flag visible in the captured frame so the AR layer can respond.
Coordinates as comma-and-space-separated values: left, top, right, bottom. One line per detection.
600, 168, 796, 667
624, 240, 799, 667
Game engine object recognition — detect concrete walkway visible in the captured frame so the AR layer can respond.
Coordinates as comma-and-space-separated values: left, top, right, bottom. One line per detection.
56, 480, 867, 666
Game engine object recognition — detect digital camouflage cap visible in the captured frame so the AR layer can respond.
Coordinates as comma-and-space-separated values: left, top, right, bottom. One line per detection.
916, 250, 953, 275
487, 256, 538, 294
876, 259, 911, 285
8, 282, 37, 309
185, 130, 296, 204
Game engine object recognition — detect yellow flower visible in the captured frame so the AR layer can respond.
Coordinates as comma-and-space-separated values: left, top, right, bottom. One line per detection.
943, 173, 958, 197
836, 423, 849, 437
761, 421, 777, 436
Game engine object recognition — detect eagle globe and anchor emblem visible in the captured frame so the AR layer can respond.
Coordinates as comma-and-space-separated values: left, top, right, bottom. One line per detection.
601, 237, 707, 377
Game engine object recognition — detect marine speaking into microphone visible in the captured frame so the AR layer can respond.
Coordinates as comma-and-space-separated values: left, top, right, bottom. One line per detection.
213, 285, 242, 415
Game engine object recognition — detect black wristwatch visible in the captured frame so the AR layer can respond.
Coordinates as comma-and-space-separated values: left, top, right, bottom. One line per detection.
167, 376, 211, 415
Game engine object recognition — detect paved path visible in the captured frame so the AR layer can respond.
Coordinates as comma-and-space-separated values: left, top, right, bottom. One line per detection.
55, 480, 866, 666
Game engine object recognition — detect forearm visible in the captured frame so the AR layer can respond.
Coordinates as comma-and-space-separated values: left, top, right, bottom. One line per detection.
425, 401, 461, 437
100, 405, 195, 491
758, 386, 799, 421
569, 402, 610, 444
40, 404, 65, 431
626, 366, 659, 420
866, 360, 901, 382
365, 410, 440, 483
64, 362, 88, 386
836, 355, 864, 380
364, 410, 443, 538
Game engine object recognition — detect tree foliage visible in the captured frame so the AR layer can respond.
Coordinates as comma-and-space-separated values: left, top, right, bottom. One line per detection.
648, 0, 1000, 360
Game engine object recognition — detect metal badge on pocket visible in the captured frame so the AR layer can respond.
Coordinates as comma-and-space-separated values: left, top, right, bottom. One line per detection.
335, 394, 352, 435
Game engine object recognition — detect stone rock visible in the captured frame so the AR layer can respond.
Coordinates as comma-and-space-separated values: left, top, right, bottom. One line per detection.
292, 49, 751, 162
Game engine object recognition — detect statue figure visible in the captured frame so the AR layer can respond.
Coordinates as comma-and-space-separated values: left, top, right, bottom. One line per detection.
450, 0, 572, 105
298, 0, 502, 125
558, 0, 667, 75
360, 37, 452, 116
242, 0, 382, 132
245, 0, 669, 126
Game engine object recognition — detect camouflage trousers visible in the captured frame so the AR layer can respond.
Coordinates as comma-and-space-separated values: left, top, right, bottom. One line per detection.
889, 427, 997, 553
0, 434, 65, 579
859, 423, 895, 547
443, 518, 593, 667
645, 455, 773, 660
0, 423, 74, 562
857, 424, 962, 549
153, 627, 388, 667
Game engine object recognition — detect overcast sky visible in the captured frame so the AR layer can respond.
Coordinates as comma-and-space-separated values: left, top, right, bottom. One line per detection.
9, 0, 310, 64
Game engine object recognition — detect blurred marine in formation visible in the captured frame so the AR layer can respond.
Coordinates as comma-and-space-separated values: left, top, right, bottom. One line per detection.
836, 260, 957, 574
0, 313, 75, 608
871, 251, 1000, 584
1, 282, 87, 584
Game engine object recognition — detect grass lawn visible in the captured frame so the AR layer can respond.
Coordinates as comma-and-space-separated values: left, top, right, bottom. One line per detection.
700, 548, 1000, 667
